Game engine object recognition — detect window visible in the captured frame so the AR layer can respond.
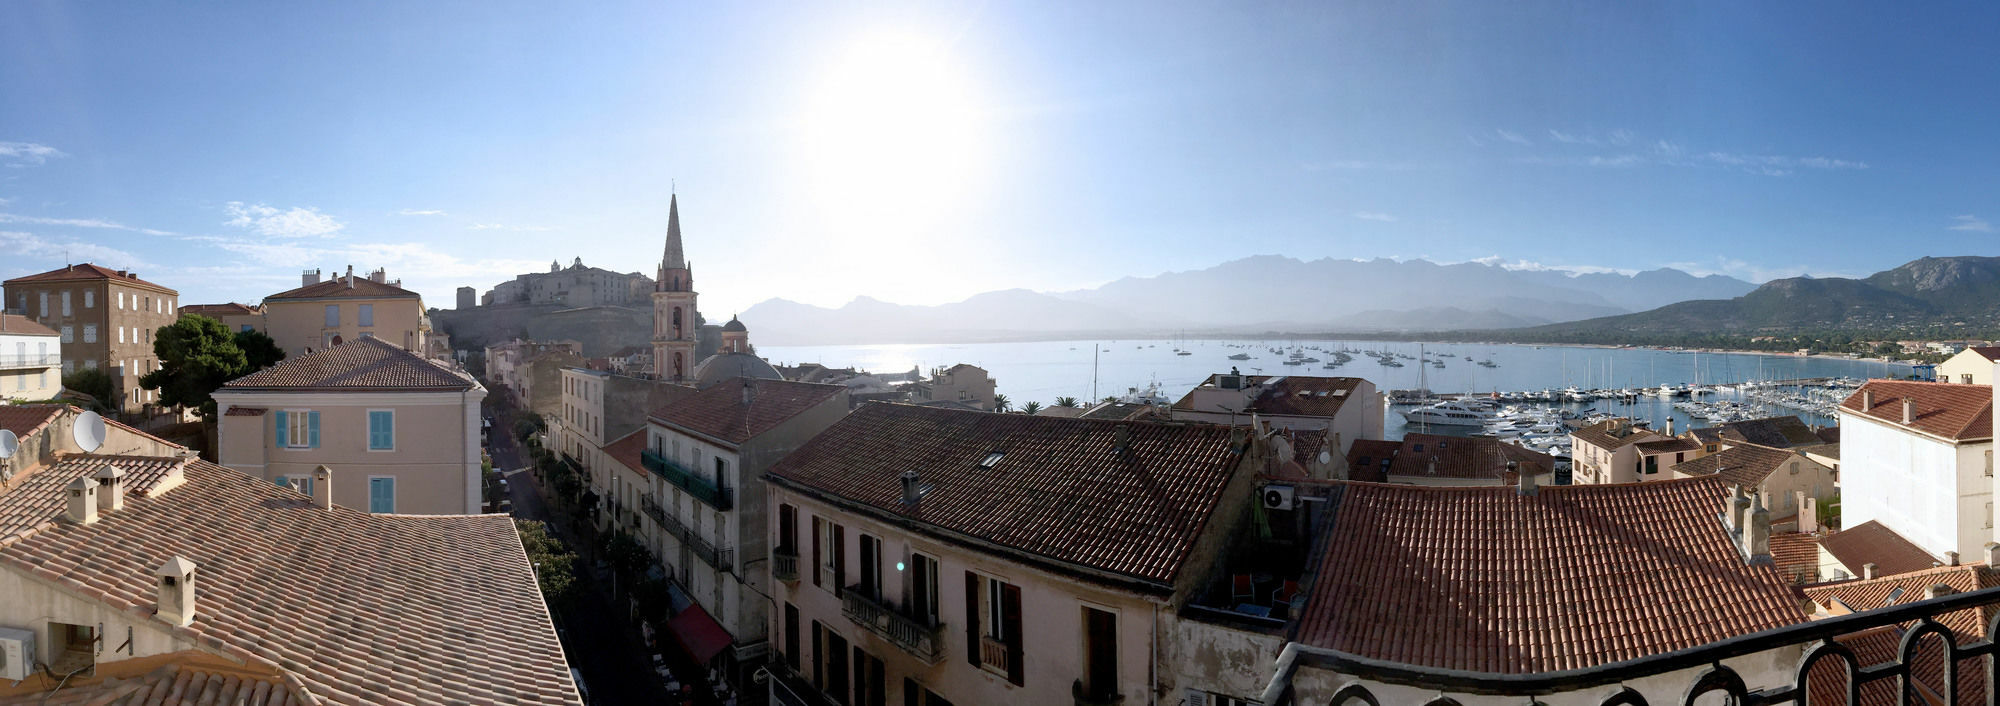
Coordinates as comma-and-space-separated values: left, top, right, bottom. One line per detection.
82, 325, 96, 343
278, 474, 315, 497
368, 410, 395, 450
784, 603, 801, 670
1081, 606, 1119, 701
241, 324, 253, 332
37, 292, 48, 317
907, 552, 939, 626
779, 503, 798, 553
715, 456, 728, 490
59, 325, 72, 343
116, 292, 123, 309
324, 304, 340, 327
368, 477, 395, 513
274, 410, 319, 449
966, 572, 1024, 685
59, 291, 70, 316
62, 361, 73, 374
852, 648, 885, 706
1987, 450, 1993, 478
118, 326, 125, 344
1965, 374, 1976, 384
83, 291, 92, 308
358, 304, 373, 326
858, 533, 882, 600
819, 626, 850, 706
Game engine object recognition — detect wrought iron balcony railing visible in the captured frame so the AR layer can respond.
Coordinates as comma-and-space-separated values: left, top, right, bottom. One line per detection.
1264, 583, 2000, 706
842, 586, 944, 665
640, 448, 733, 510
773, 548, 800, 582
0, 353, 60, 369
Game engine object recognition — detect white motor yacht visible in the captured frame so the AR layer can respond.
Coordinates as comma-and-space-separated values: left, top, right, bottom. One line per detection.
1400, 401, 1495, 427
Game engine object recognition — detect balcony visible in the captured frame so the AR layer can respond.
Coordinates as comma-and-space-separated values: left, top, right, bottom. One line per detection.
687, 531, 735, 573
773, 548, 800, 582
640, 448, 734, 510
0, 353, 59, 370
1259, 584, 2000, 705
978, 636, 1009, 674
841, 587, 944, 665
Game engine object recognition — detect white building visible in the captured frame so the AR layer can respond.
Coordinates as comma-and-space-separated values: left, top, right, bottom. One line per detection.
1837, 380, 1994, 560
1170, 372, 1383, 456
0, 313, 61, 402
1937, 346, 2000, 385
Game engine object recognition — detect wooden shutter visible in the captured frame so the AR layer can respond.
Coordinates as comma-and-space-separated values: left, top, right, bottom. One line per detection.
274, 410, 288, 447
307, 411, 321, 448
834, 524, 847, 597
811, 621, 824, 689
812, 519, 823, 588
1002, 583, 1023, 686
963, 571, 979, 667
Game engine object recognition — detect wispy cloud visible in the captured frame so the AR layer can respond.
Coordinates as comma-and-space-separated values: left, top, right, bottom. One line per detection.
223, 202, 344, 238
1544, 129, 1636, 147
1351, 211, 1397, 222
1662, 257, 1859, 283
1949, 214, 1992, 232
0, 212, 175, 235
0, 142, 65, 167
0, 230, 146, 269
1494, 129, 1531, 146
1517, 135, 1868, 177
1301, 160, 1426, 172
1468, 255, 1637, 276
469, 222, 554, 232
397, 208, 447, 216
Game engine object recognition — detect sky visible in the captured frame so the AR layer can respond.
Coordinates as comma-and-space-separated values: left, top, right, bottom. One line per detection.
3, 1, 1999, 314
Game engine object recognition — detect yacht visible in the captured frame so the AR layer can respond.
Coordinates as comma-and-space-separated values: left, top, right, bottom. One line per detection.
1400, 401, 1495, 427
1227, 353, 1252, 360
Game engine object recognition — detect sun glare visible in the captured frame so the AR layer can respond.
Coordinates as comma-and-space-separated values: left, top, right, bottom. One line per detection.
799, 30, 991, 246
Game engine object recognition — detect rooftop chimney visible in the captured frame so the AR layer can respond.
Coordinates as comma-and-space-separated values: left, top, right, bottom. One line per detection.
65, 477, 97, 525
1947, 550, 1961, 566
1515, 460, 1536, 496
95, 464, 126, 513
742, 378, 756, 405
313, 465, 334, 510
1929, 584, 1957, 600
1862, 389, 1873, 410
155, 556, 197, 627
1903, 398, 1916, 424
1113, 425, 1130, 454
1747, 495, 1771, 563
1797, 492, 1817, 533
900, 470, 921, 507
369, 268, 386, 283
1726, 485, 1748, 533
1988, 542, 2000, 567
303, 268, 320, 287
1665, 418, 1674, 436
1863, 562, 1879, 580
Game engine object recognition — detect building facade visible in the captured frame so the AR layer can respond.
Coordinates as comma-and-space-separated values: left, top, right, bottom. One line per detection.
912, 363, 998, 411
178, 302, 266, 334
653, 195, 700, 381
262, 267, 429, 357
214, 337, 487, 515
2, 263, 179, 411
1170, 372, 1384, 456
1838, 380, 1994, 560
486, 257, 653, 308
1567, 418, 1670, 484
0, 314, 61, 402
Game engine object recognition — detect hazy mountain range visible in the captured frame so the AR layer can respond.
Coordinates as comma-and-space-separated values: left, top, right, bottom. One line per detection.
1521, 256, 2000, 336
742, 256, 1758, 345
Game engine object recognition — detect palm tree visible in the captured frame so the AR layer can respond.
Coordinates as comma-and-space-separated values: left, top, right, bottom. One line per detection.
992, 393, 1012, 412
1021, 401, 1043, 415
1053, 396, 1080, 408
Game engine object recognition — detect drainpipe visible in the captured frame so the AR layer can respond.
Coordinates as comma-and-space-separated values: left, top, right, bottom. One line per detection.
1151, 600, 1159, 705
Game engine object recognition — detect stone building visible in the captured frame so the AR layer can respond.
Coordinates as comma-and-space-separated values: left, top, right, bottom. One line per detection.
2, 263, 179, 411
486, 257, 653, 308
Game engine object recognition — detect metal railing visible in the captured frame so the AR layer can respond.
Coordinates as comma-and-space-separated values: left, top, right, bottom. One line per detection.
773, 548, 800, 582
639, 492, 731, 573
640, 448, 734, 510
0, 354, 59, 369
1269, 583, 2000, 705
841, 586, 945, 665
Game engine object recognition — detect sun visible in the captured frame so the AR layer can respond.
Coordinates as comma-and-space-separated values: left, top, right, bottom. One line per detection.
798, 29, 992, 245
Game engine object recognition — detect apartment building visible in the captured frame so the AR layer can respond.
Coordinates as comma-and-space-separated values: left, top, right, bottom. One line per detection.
765, 404, 1258, 706
262, 267, 429, 357
2, 263, 179, 411
178, 301, 265, 333
0, 314, 60, 401
1668, 442, 1837, 520
1171, 372, 1384, 456
1938, 345, 2000, 385
1838, 380, 1994, 560
213, 337, 486, 515
1567, 418, 1670, 484
0, 413, 578, 704
910, 364, 998, 411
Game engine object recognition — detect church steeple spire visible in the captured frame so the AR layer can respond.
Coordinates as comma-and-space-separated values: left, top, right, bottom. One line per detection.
662, 193, 685, 271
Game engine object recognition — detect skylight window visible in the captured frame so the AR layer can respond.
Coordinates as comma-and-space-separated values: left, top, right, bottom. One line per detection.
979, 451, 1004, 468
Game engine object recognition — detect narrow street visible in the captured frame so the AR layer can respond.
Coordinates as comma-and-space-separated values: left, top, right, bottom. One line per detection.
489, 395, 679, 705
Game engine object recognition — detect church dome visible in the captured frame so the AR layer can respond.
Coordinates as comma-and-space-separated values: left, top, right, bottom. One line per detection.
691, 352, 782, 388
722, 316, 747, 333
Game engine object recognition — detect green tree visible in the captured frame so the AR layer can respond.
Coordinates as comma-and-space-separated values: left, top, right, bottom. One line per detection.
606, 531, 653, 580
140, 315, 248, 418
60, 368, 114, 411
234, 328, 286, 372
517, 520, 578, 608
1053, 396, 1080, 408
991, 393, 1011, 412
1021, 401, 1042, 415
515, 415, 546, 443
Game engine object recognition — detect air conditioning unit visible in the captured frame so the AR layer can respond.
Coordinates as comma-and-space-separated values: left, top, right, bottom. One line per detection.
1261, 485, 1295, 511
0, 626, 33, 681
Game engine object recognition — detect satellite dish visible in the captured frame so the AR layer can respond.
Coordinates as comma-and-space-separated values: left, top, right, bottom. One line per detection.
0, 430, 16, 459
73, 411, 106, 453
1317, 450, 1332, 465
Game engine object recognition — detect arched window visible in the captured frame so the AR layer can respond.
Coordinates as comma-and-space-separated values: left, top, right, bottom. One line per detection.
673, 352, 685, 379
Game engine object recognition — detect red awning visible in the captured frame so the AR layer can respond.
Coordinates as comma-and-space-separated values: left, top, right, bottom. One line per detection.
667, 602, 734, 665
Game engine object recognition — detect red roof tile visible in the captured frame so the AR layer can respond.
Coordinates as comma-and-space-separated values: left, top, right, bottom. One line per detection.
222, 337, 473, 391
0, 460, 579, 705
178, 302, 261, 317
3, 263, 177, 295
0, 655, 304, 705
1804, 564, 2000, 706
0, 405, 62, 438
1170, 374, 1367, 418
1819, 520, 1939, 576
1636, 437, 1703, 453
1668, 443, 1805, 488
1343, 439, 1401, 483
604, 428, 647, 472
0, 454, 187, 537
1842, 380, 1994, 442
1294, 476, 1805, 673
1969, 346, 2000, 363
1698, 415, 1827, 449
1384, 433, 1554, 481
263, 276, 418, 301
766, 403, 1245, 586
1570, 419, 1668, 450
0, 313, 58, 337
649, 377, 844, 446
1769, 531, 1822, 584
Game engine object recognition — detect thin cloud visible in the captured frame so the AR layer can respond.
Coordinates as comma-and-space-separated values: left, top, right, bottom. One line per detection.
1949, 214, 1993, 232
469, 222, 554, 232
0, 230, 146, 269
397, 208, 448, 216
1494, 129, 1531, 146
0, 142, 65, 166
1468, 255, 1637, 276
1517, 135, 1868, 176
223, 202, 344, 238
1351, 211, 1397, 222
0, 212, 175, 235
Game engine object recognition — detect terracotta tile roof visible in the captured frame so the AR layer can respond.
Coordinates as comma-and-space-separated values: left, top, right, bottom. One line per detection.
1819, 520, 1939, 577
1688, 427, 1725, 445
1344, 439, 1401, 484
1808, 443, 1840, 461
1286, 428, 1330, 466
1570, 419, 1667, 450
604, 428, 647, 472
1384, 433, 1554, 481
0, 655, 304, 705
766, 403, 1245, 586
0, 313, 58, 337
1769, 531, 1822, 584
222, 406, 267, 416
649, 377, 844, 446
1804, 564, 2000, 706
262, 276, 418, 301
1636, 437, 1702, 453
0, 459, 580, 705
1079, 401, 1160, 421
1816, 426, 1841, 444
1668, 443, 1803, 488
1968, 346, 2000, 363
1171, 375, 1366, 418
222, 337, 473, 391
178, 302, 261, 317
0, 454, 187, 537
1841, 380, 1994, 442
1294, 476, 1805, 673
3, 263, 177, 295
0, 404, 63, 437
1701, 415, 1827, 449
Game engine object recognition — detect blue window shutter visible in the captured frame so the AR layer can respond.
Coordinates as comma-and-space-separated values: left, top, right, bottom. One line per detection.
369, 478, 393, 513
307, 411, 321, 448
275, 410, 288, 447
369, 411, 393, 450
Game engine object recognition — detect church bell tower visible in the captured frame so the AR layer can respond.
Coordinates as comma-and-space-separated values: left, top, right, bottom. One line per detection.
652, 194, 699, 381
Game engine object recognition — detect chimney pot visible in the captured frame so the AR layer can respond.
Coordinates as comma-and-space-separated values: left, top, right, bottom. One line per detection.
1903, 398, 1916, 424
1862, 389, 1873, 410
900, 470, 921, 507
1948, 551, 1961, 566
1514, 460, 1536, 496
65, 477, 98, 524
1864, 562, 1879, 580
1747, 495, 1771, 561
313, 465, 334, 510
1929, 583, 1956, 600
155, 556, 197, 627
95, 464, 126, 513
1113, 424, 1130, 453
1986, 542, 2000, 567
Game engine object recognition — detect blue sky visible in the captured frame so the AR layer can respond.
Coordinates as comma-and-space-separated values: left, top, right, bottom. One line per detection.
2, 1, 1997, 313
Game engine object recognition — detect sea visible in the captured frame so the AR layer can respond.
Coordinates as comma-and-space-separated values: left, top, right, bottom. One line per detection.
757, 339, 1914, 438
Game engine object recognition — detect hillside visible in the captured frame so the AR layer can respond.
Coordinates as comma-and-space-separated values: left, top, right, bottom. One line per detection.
433, 303, 720, 358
